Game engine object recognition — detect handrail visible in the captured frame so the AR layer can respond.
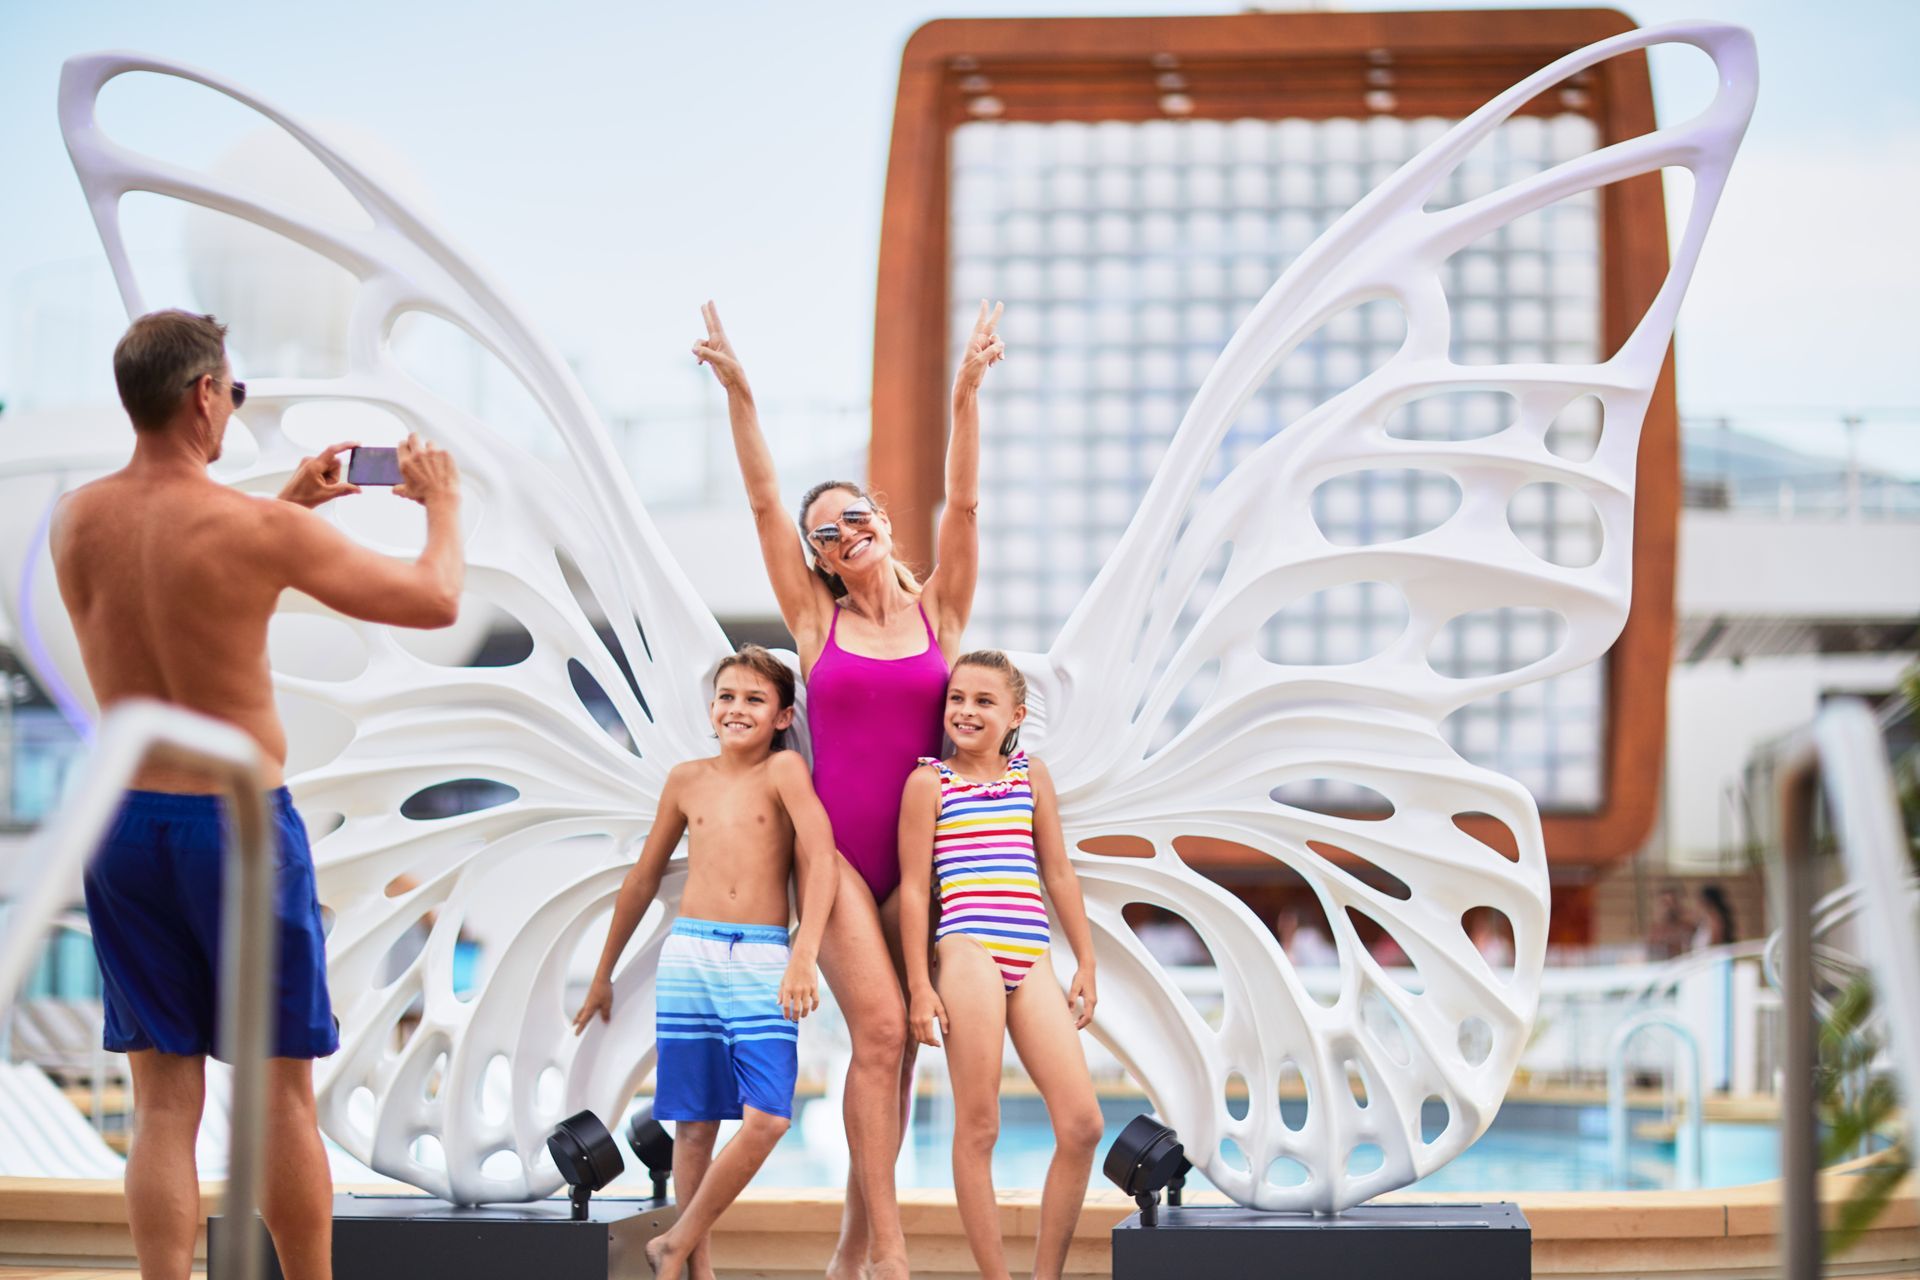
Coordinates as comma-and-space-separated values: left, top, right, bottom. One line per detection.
0, 699, 276, 1280
1811, 702, 1920, 1163
1606, 1010, 1705, 1189
1773, 729, 1826, 1280
1629, 939, 1765, 1003
1760, 877, 1918, 1022
1768, 697, 1920, 1280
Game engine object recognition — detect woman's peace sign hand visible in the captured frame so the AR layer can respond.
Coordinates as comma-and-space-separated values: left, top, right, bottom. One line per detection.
954, 298, 1005, 396
692, 300, 750, 394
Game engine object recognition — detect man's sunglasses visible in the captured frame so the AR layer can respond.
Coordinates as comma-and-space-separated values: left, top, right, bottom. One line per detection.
807, 497, 876, 548
185, 371, 247, 409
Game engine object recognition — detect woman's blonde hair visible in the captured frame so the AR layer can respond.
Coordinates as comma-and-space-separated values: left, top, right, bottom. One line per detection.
796, 479, 922, 599
952, 649, 1027, 754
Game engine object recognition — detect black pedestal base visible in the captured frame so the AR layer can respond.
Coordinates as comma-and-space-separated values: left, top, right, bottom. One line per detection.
210, 1192, 676, 1279
1112, 1201, 1530, 1279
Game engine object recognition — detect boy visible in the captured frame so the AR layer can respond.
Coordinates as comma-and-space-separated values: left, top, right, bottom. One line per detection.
572, 644, 839, 1280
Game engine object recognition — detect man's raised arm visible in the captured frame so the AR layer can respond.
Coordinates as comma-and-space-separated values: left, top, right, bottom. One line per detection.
269, 433, 465, 629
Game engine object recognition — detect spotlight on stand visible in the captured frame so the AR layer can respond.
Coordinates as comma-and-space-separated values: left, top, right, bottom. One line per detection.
1103, 1114, 1191, 1227
626, 1106, 675, 1202
547, 1110, 624, 1221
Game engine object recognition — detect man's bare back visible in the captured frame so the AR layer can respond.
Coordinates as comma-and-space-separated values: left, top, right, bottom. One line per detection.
52, 430, 464, 792
56, 471, 298, 788
673, 754, 806, 927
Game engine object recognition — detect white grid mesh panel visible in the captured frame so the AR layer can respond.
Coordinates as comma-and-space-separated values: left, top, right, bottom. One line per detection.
951, 115, 1606, 811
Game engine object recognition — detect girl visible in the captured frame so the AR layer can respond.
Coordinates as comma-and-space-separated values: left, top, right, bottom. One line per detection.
900, 651, 1105, 1280
694, 298, 1003, 1280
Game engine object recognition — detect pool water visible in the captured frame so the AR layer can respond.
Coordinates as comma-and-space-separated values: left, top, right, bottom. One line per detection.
609, 1093, 1780, 1195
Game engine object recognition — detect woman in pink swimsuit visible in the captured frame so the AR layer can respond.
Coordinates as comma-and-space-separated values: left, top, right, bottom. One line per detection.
695, 298, 1003, 1280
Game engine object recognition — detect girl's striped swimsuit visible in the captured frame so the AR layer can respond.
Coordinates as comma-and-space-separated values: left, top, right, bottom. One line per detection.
921, 750, 1051, 991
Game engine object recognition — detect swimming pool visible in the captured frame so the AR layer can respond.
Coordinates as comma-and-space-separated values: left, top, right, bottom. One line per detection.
605, 1092, 1780, 1195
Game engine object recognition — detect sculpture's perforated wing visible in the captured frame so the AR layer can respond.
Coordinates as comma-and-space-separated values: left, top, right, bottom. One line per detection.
1014, 22, 1755, 1211
45, 21, 1756, 1213
58, 53, 734, 1202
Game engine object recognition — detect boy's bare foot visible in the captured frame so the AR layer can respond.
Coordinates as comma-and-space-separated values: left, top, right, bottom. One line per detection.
646, 1233, 689, 1280
866, 1253, 911, 1280
691, 1253, 719, 1280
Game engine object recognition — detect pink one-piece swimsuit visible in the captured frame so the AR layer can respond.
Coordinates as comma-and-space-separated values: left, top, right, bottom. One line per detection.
807, 602, 950, 903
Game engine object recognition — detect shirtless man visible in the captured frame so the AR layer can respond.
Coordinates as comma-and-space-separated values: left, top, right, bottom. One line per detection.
50, 309, 464, 1280
572, 645, 839, 1280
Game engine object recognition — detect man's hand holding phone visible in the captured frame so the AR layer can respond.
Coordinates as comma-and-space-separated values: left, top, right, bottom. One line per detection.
271, 432, 467, 633
393, 434, 459, 508
278, 441, 362, 509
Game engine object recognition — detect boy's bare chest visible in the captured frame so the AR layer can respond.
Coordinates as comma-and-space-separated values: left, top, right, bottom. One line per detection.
680, 776, 791, 852
677, 773, 796, 921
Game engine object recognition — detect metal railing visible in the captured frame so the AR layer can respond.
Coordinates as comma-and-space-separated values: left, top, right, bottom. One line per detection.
1809, 703, 1920, 1163
1768, 698, 1920, 1280
0, 699, 277, 1280
1681, 412, 1920, 521
1606, 1011, 1704, 1189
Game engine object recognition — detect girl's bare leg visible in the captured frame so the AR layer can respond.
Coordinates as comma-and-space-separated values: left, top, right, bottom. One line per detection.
1006, 967, 1105, 1280
671, 1121, 720, 1280
819, 859, 910, 1280
936, 935, 1013, 1280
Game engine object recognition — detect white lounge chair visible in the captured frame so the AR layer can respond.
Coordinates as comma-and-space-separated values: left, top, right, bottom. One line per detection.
0, 1058, 122, 1178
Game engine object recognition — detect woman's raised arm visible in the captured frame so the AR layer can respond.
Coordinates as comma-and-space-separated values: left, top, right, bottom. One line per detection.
923, 300, 1002, 643
694, 301, 833, 652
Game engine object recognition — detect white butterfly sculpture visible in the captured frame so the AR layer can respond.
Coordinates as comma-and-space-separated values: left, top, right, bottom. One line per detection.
38, 22, 1753, 1211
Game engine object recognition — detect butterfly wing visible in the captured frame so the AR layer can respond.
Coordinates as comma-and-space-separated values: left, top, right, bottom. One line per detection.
58, 53, 737, 1202
1013, 22, 1756, 1211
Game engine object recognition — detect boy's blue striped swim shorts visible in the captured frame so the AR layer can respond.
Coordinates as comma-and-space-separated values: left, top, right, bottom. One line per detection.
653, 916, 797, 1122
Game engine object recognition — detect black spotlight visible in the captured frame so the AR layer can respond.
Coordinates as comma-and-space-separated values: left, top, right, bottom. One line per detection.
1103, 1114, 1191, 1227
626, 1106, 675, 1202
547, 1109, 625, 1221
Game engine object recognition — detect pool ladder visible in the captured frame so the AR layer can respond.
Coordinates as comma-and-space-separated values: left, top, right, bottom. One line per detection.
1605, 1010, 1705, 1190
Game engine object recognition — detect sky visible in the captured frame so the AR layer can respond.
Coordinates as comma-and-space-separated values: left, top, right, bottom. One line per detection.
2, 0, 1916, 475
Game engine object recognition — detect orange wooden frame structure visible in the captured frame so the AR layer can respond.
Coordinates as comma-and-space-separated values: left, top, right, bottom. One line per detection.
869, 8, 1676, 876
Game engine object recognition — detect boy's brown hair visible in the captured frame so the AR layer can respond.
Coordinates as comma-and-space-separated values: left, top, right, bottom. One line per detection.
113, 310, 230, 430
713, 643, 796, 750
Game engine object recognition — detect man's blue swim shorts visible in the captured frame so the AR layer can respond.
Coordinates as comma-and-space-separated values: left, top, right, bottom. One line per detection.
82, 788, 338, 1060
653, 917, 798, 1122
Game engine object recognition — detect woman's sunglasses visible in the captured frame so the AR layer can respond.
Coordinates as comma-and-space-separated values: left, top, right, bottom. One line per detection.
807, 497, 876, 548
185, 371, 247, 409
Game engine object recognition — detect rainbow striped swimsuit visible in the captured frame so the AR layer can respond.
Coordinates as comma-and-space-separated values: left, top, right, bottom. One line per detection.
922, 751, 1051, 991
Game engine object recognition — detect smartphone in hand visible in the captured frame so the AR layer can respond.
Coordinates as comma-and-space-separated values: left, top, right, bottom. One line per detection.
346, 446, 402, 486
